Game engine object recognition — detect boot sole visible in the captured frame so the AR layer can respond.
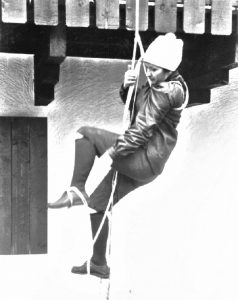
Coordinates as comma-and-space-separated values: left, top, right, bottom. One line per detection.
71, 267, 109, 279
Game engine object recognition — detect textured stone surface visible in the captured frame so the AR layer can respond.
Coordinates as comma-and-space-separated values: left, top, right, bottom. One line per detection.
1, 54, 238, 300
0, 53, 46, 117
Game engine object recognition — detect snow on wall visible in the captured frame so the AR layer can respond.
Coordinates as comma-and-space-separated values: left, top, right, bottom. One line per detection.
1, 54, 238, 300
110, 81, 238, 300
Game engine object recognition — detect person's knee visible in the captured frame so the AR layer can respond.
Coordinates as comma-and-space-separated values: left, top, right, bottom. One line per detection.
77, 126, 97, 140
74, 131, 84, 140
74, 126, 91, 140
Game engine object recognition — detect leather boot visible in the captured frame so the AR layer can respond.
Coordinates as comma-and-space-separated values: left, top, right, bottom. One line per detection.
71, 212, 110, 278
71, 261, 110, 279
48, 190, 87, 209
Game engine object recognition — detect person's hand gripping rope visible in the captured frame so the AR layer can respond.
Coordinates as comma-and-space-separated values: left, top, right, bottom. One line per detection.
123, 64, 138, 89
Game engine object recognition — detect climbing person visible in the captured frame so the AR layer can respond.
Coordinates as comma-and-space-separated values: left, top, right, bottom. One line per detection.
48, 33, 189, 279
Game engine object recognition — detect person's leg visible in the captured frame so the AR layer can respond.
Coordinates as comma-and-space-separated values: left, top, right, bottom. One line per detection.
77, 126, 119, 156
71, 211, 110, 279
90, 212, 109, 266
48, 126, 118, 209
71, 170, 114, 278
70, 126, 119, 190
71, 172, 145, 278
70, 137, 96, 191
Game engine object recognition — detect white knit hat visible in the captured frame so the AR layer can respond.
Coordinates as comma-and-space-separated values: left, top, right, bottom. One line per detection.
143, 33, 183, 71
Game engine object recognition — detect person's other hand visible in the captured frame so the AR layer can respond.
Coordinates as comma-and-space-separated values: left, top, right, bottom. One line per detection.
123, 65, 137, 89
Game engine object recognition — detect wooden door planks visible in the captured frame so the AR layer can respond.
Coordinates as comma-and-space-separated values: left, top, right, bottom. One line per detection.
183, 0, 206, 34
96, 0, 119, 29
0, 119, 12, 254
66, 0, 90, 27
211, 0, 232, 35
0, 117, 47, 255
11, 118, 30, 254
126, 0, 148, 31
29, 118, 47, 254
34, 0, 58, 26
1, 0, 27, 23
154, 0, 177, 33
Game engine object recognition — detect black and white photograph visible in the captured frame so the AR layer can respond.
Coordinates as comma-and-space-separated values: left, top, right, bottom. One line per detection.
0, 1, 238, 299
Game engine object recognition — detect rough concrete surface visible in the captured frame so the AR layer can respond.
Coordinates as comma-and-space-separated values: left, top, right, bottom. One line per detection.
0, 54, 238, 300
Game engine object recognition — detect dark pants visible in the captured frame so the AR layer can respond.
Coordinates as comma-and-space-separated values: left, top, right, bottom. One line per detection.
70, 126, 145, 212
70, 126, 149, 266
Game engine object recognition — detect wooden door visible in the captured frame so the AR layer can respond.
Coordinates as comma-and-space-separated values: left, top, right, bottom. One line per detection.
0, 117, 47, 255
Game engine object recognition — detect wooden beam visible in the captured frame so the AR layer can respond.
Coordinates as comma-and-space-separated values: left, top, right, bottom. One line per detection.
1, 0, 27, 23
187, 67, 229, 90
66, 0, 90, 27
154, 0, 177, 33
96, 0, 119, 29
50, 23, 66, 62
34, 11, 66, 105
183, 0, 206, 34
0, 119, 12, 255
126, 0, 148, 31
34, 0, 58, 26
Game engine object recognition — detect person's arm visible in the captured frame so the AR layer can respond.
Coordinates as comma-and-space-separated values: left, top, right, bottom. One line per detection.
110, 82, 185, 158
109, 87, 172, 158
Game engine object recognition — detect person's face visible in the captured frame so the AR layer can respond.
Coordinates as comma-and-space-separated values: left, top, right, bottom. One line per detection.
143, 62, 171, 86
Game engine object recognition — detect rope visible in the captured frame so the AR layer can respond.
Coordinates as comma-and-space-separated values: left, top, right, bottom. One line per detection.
67, 1, 143, 297
66, 186, 93, 275
67, 186, 88, 206
122, 22, 145, 129
105, 1, 144, 298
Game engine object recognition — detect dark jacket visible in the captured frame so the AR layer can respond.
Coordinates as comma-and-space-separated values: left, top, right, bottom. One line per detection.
109, 71, 188, 182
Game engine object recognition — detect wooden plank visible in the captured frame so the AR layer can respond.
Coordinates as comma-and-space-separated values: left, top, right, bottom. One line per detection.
66, 0, 90, 27
211, 0, 232, 35
11, 118, 30, 254
126, 0, 148, 31
29, 118, 47, 254
50, 24, 66, 60
96, 0, 119, 29
1, 0, 27, 23
34, 0, 58, 26
154, 0, 177, 33
0, 118, 12, 254
177, 0, 238, 7
183, 0, 205, 34
138, 0, 148, 31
